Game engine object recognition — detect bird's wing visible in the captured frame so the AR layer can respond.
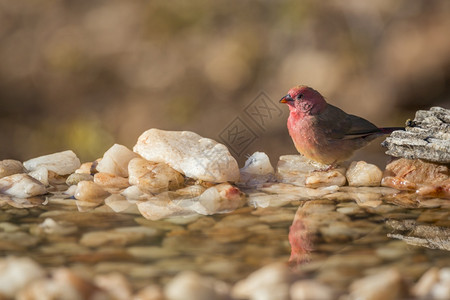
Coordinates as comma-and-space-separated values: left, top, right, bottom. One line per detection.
317, 104, 380, 140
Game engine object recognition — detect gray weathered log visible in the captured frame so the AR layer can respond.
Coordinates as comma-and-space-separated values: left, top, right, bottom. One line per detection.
382, 107, 450, 163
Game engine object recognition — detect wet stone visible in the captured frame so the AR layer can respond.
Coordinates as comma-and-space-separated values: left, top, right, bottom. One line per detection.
23, 150, 81, 175
96, 143, 140, 177
0, 174, 47, 198
66, 173, 94, 186
134, 129, 240, 182
0, 160, 25, 179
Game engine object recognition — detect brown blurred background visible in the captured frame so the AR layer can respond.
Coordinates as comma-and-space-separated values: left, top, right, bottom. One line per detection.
1, 0, 449, 167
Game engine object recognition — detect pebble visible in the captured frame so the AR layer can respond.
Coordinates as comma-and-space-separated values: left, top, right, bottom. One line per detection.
346, 161, 382, 187
128, 158, 184, 194
94, 172, 130, 189
75, 162, 95, 174
412, 267, 439, 298
276, 155, 346, 187
349, 268, 403, 300
127, 246, 180, 260
66, 173, 94, 186
232, 262, 291, 300
0, 256, 45, 298
0, 174, 47, 198
105, 194, 140, 214
94, 272, 133, 300
195, 183, 244, 215
23, 150, 81, 175
240, 151, 275, 186
80, 229, 145, 247
133, 284, 164, 300
74, 181, 109, 203
290, 280, 335, 300
165, 271, 230, 300
0, 159, 25, 179
122, 185, 147, 201
96, 144, 140, 178
28, 166, 49, 186
36, 218, 78, 236
133, 128, 240, 182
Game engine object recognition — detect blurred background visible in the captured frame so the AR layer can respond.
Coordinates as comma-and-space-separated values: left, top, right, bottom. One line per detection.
1, 0, 449, 167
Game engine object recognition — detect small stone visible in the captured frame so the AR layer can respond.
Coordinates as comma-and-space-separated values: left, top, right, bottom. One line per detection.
240, 152, 275, 186
276, 155, 346, 187
128, 158, 184, 194
133, 285, 164, 300
75, 162, 95, 174
0, 160, 25, 179
127, 246, 180, 260
349, 268, 403, 300
432, 268, 450, 299
66, 173, 94, 186
290, 280, 335, 300
28, 166, 49, 186
105, 194, 140, 214
0, 174, 47, 198
94, 272, 133, 300
165, 271, 230, 300
122, 185, 147, 201
137, 194, 195, 221
80, 229, 145, 247
0, 256, 45, 298
248, 193, 300, 208
97, 144, 140, 177
346, 161, 382, 187
74, 181, 109, 203
23, 150, 81, 175
232, 262, 291, 300
94, 172, 130, 189
412, 267, 439, 298
133, 129, 240, 182
195, 183, 244, 215
37, 218, 78, 236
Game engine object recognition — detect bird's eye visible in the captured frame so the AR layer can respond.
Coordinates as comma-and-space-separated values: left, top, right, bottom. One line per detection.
297, 94, 303, 99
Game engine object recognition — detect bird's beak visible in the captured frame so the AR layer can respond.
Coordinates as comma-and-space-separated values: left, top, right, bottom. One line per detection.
280, 94, 294, 104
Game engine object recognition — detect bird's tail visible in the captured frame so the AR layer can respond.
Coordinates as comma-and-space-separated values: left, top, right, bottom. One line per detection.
378, 127, 404, 134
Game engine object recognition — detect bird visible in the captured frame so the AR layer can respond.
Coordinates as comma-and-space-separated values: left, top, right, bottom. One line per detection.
279, 85, 403, 166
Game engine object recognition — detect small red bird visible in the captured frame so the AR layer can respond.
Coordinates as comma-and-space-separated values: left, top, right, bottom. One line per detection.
280, 85, 402, 165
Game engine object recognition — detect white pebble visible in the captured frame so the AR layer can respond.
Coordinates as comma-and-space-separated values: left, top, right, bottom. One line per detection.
0, 174, 47, 198
96, 144, 140, 177
0, 256, 45, 298
346, 161, 382, 187
23, 150, 81, 175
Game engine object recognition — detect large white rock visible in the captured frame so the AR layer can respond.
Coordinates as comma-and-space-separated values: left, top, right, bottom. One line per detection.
96, 144, 139, 177
133, 129, 239, 183
0, 174, 47, 198
23, 150, 81, 175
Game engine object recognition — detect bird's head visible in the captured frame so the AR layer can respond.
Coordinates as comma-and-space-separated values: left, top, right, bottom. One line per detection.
280, 85, 327, 115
